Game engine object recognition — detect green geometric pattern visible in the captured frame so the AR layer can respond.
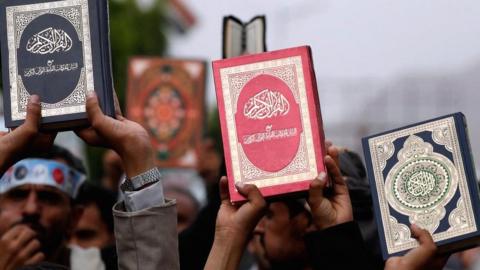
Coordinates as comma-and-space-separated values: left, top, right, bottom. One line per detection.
392, 157, 451, 210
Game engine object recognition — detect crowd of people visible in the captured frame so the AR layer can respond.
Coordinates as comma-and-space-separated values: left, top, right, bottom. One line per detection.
1, 93, 480, 270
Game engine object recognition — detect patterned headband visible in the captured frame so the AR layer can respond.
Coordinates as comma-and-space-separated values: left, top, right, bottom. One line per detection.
0, 159, 86, 198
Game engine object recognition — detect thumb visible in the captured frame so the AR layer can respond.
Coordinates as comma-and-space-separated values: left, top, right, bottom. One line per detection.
411, 224, 435, 246
218, 176, 230, 203
234, 183, 267, 232
0, 96, 41, 172
21, 95, 41, 132
308, 172, 327, 208
236, 183, 266, 212
85, 91, 105, 126
404, 224, 437, 268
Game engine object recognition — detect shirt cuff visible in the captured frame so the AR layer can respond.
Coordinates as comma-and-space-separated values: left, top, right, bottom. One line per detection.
123, 180, 165, 212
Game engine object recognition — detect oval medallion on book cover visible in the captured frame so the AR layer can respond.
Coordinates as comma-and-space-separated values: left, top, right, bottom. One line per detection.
235, 74, 303, 173
385, 135, 459, 216
17, 13, 84, 104
140, 65, 196, 160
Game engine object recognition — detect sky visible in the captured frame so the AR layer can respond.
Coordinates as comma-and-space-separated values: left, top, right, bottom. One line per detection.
168, 0, 480, 80
165, 0, 480, 163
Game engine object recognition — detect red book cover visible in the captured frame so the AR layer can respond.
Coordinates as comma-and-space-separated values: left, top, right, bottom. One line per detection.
213, 46, 326, 202
127, 57, 206, 168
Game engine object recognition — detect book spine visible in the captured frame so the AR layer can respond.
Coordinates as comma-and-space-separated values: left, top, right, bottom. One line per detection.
455, 113, 480, 224
0, 2, 13, 128
221, 17, 228, 59
241, 26, 246, 54
306, 46, 325, 156
97, 0, 115, 117
460, 114, 479, 182
299, 46, 326, 179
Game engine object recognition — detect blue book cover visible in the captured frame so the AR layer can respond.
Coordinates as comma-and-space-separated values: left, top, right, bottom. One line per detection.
0, 0, 115, 130
362, 113, 480, 259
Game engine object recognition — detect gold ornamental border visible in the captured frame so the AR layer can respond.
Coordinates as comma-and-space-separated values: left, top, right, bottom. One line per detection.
7, 0, 94, 121
368, 117, 476, 254
219, 56, 318, 187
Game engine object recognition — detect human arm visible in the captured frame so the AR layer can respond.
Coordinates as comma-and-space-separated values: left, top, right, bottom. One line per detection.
76, 92, 178, 270
75, 91, 165, 210
0, 95, 56, 173
307, 146, 353, 230
178, 168, 222, 270
75, 92, 156, 180
305, 146, 378, 270
204, 177, 267, 270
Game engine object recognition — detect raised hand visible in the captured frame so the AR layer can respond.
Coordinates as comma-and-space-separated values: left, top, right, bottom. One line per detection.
385, 224, 447, 270
75, 92, 155, 178
307, 146, 353, 230
0, 225, 45, 270
0, 95, 56, 173
205, 177, 267, 270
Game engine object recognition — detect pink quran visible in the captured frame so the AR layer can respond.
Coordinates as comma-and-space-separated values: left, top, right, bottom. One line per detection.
213, 46, 326, 202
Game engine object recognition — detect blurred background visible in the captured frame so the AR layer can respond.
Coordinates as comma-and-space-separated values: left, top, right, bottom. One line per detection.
167, 0, 480, 168
1, 0, 480, 179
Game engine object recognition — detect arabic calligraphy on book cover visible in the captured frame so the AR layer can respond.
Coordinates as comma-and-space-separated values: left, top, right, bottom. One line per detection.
366, 116, 477, 255
6, 0, 94, 121
218, 55, 319, 188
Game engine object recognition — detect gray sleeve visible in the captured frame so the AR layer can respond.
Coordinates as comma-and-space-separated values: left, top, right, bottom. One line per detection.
113, 199, 180, 270
123, 180, 165, 212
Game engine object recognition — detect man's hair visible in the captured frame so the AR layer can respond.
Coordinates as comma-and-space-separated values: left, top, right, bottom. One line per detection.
29, 144, 86, 174
75, 182, 117, 233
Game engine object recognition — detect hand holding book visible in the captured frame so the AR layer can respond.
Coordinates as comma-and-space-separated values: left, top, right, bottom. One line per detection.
205, 177, 267, 270
1, 0, 115, 130
307, 146, 353, 231
363, 113, 480, 258
0, 95, 56, 173
213, 46, 327, 202
385, 224, 448, 270
75, 92, 155, 178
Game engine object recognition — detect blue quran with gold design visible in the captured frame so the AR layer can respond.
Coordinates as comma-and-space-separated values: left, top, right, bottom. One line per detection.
362, 113, 480, 259
0, 0, 114, 130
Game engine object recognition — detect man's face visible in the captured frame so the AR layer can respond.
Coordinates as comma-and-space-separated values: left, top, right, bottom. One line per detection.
0, 184, 72, 258
70, 203, 114, 249
253, 202, 310, 269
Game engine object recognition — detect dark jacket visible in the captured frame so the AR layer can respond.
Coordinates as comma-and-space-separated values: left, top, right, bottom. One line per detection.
305, 221, 381, 270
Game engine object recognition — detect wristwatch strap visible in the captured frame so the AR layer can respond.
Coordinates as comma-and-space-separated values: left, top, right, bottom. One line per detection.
120, 167, 161, 192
